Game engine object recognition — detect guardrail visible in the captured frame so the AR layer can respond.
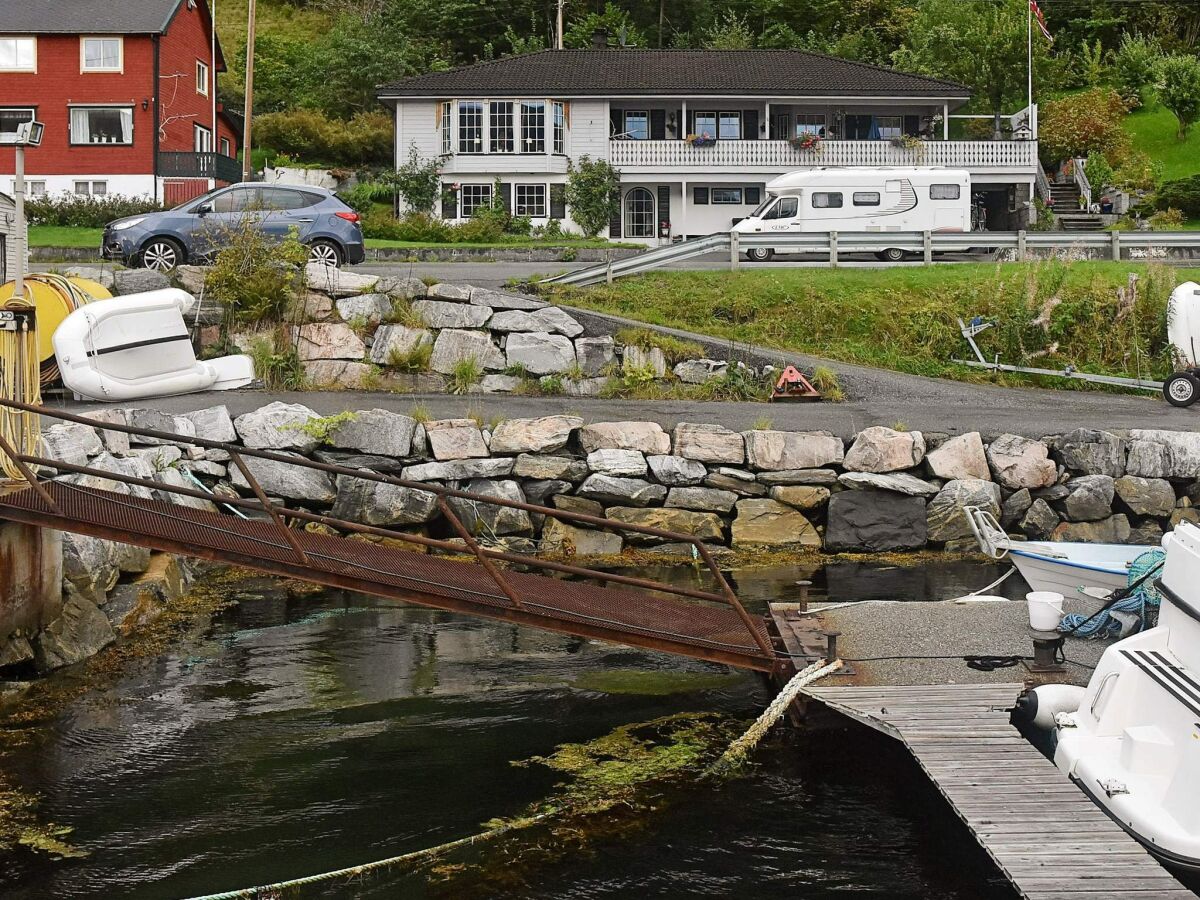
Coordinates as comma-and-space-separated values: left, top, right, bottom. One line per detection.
543, 230, 1200, 286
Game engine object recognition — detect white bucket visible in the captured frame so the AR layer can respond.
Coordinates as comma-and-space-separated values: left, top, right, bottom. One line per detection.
1027, 591, 1065, 631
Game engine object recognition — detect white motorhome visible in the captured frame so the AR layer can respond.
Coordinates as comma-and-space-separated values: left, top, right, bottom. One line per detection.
731, 167, 972, 261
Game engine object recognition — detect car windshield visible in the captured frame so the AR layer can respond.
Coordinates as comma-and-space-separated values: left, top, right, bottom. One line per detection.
172, 189, 223, 211
750, 196, 775, 217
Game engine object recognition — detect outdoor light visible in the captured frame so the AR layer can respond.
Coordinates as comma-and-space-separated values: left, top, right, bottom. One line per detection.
142, 98, 150, 111
1, 120, 44, 146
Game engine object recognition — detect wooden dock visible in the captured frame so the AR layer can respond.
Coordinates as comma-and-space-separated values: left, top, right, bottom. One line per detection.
803, 683, 1195, 900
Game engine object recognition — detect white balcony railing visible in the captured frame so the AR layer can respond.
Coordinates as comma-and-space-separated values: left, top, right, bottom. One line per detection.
608, 139, 1037, 172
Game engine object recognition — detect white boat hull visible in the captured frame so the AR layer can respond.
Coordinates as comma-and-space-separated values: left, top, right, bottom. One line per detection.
1009, 541, 1150, 599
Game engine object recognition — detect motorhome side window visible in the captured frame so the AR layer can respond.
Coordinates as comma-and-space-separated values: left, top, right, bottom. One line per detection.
930, 184, 961, 200
764, 197, 797, 219
812, 192, 843, 209
853, 192, 880, 206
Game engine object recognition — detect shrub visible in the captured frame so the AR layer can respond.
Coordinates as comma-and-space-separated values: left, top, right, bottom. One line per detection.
1038, 88, 1131, 166
1113, 33, 1163, 107
361, 210, 452, 242
1158, 54, 1200, 140
564, 156, 621, 237
391, 144, 442, 214
247, 330, 307, 391
205, 219, 307, 325
1083, 151, 1115, 193
1149, 207, 1186, 230
25, 193, 164, 228
1156, 175, 1200, 216
386, 342, 432, 372
255, 109, 392, 167
448, 357, 482, 395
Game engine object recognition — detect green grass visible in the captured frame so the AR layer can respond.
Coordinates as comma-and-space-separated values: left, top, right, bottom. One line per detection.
1123, 104, 1200, 182
28, 226, 103, 249
364, 238, 639, 250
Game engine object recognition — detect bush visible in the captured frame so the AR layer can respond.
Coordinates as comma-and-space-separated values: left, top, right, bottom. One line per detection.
1156, 175, 1200, 216
1149, 207, 1186, 230
25, 193, 164, 228
564, 156, 621, 237
1084, 151, 1115, 193
205, 220, 307, 325
391, 144, 442, 214
1038, 88, 1131, 166
361, 211, 452, 242
255, 109, 392, 167
1113, 33, 1163, 107
1158, 54, 1200, 141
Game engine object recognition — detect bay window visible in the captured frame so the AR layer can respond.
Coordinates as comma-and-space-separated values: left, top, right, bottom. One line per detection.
520, 101, 545, 153
69, 106, 133, 145
489, 101, 514, 153
458, 101, 483, 153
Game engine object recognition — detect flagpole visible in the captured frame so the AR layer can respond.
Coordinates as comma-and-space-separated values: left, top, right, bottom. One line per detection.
1027, 0, 1034, 113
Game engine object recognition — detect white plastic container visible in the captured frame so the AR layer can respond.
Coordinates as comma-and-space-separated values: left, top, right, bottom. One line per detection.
1027, 591, 1065, 631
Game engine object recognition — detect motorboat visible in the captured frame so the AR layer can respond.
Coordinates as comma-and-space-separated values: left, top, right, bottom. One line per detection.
1018, 521, 1200, 870
53, 288, 253, 402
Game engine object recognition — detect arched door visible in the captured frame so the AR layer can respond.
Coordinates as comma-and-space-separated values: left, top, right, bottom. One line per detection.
624, 187, 654, 238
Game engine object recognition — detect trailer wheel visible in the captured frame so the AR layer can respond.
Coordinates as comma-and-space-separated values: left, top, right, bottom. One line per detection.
745, 248, 773, 262
876, 248, 906, 262
1164, 373, 1200, 407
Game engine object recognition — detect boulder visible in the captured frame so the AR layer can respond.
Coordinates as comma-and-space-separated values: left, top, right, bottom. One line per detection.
291, 323, 367, 361
1172, 507, 1200, 529
380, 275, 427, 299
1001, 488, 1033, 528
41, 423, 103, 467
646, 455, 707, 486
60, 451, 155, 499
113, 267, 170, 296
742, 430, 844, 471
587, 449, 648, 477
926, 479, 1002, 543
575, 336, 616, 376
330, 475, 438, 526
622, 345, 667, 378
513, 454, 589, 481
1062, 474, 1115, 522
370, 324, 433, 365
1129, 520, 1165, 544
303, 360, 374, 389
562, 377, 609, 397
731, 499, 821, 549
179, 406, 237, 444
85, 408, 131, 455
837, 471, 940, 496
673, 359, 728, 384
60, 533, 119, 605
234, 402, 320, 452
446, 479, 532, 536
1020, 498, 1059, 539
478, 374, 523, 393
125, 408, 197, 446
174, 264, 206, 295
843, 426, 925, 473
757, 469, 839, 487
152, 468, 218, 512
825, 491, 928, 552
327, 409, 417, 458
401, 457, 514, 482
577, 474, 667, 507
300, 290, 333, 321
606, 507, 725, 545
924, 432, 989, 481
489, 416, 583, 454
335, 293, 393, 327
430, 329, 505, 374
579, 421, 671, 455
305, 264, 379, 297
33, 594, 116, 672
705, 471, 766, 497
487, 310, 543, 332
413, 299, 491, 329
1113, 475, 1176, 518
552, 494, 604, 517
1053, 429, 1127, 477
665, 486, 738, 513
530, 306, 584, 338
539, 519, 623, 556
523, 479, 572, 505
1127, 430, 1200, 478
986, 434, 1057, 489
1052, 514, 1131, 544
230, 451, 336, 503
769, 485, 830, 511
424, 419, 489, 460
673, 423, 745, 465
426, 282, 473, 301
469, 287, 548, 310
312, 450, 403, 474
505, 331, 576, 375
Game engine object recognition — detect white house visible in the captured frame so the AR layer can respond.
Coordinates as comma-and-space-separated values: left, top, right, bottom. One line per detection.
377, 47, 1039, 243
0, 191, 15, 283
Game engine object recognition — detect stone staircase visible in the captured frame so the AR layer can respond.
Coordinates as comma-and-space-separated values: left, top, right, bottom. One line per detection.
1047, 181, 1107, 231
1048, 181, 1082, 210
1057, 214, 1108, 232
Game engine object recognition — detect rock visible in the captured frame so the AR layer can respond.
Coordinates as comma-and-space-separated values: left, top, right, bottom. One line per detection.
469, 287, 548, 310
380, 275, 427, 299
113, 267, 170, 296
530, 306, 584, 338
1127, 430, 1200, 478
490, 416, 583, 454
230, 451, 336, 503
1001, 488, 1033, 528
1053, 514, 1131, 544
1020, 499, 1059, 539
33, 594, 116, 672
575, 336, 616, 376
305, 264, 379, 297
330, 474, 438, 525
577, 474, 667, 507
986, 434, 1057, 489
1129, 520, 1165, 544
843, 426, 925, 473
426, 282, 473, 301
291, 322, 367, 361
1053, 429, 1126, 477
41, 423, 103, 467
128, 444, 183, 469
300, 290, 333, 321
174, 264, 207, 295
60, 451, 154, 499
673, 358, 728, 384
665, 486, 738, 513
837, 472, 940, 496
606, 507, 725, 545
523, 479, 572, 505
381, 372, 448, 393
705, 472, 767, 497
924, 432, 989, 481
743, 430, 844, 471
769, 485, 830, 511
424, 419, 489, 460
646, 455, 707, 486
926, 479, 1002, 542
1034, 484, 1070, 502
180, 460, 227, 478
825, 491, 927, 552
370, 324, 433, 365
234, 402, 320, 452
731, 499, 821, 549
302, 360, 374, 388
1172, 507, 1200, 528
1062, 475, 1115, 522
0, 635, 34, 669
623, 345, 667, 377
580, 421, 670, 455
513, 454, 589, 481
125, 408, 196, 446
414, 299, 492, 329
673, 423, 745, 465
487, 310, 543, 332
1126, 439, 1171, 478
179, 406, 237, 444
505, 331, 576, 375
552, 494, 605, 517
84, 409, 131, 455
1114, 476, 1175, 518
151, 468, 218, 512
60, 533, 118, 605
446, 479, 532, 535
401, 457, 515, 482
478, 374, 522, 393
430, 329, 505, 374
313, 451, 404, 474
562, 377, 610, 397
539, 519, 623, 556
327, 409, 416, 457
335, 293, 393, 327
586, 448, 647, 477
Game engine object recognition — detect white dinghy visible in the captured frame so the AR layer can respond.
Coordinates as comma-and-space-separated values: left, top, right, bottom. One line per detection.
53, 289, 254, 402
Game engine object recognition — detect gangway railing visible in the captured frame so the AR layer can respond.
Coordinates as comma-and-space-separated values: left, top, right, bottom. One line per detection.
0, 399, 778, 672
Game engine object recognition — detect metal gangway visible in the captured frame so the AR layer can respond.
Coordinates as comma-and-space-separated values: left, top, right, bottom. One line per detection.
0, 400, 778, 672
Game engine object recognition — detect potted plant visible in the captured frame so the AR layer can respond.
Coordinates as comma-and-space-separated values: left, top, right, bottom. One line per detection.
788, 133, 823, 153
889, 134, 922, 150
686, 132, 716, 147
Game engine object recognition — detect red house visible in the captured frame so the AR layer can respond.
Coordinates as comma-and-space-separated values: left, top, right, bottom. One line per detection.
0, 0, 241, 205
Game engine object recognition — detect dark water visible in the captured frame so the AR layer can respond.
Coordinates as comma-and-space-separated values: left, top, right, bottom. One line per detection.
0, 561, 1021, 899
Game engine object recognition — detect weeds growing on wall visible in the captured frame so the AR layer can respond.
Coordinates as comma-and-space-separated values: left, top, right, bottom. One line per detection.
205, 218, 308, 326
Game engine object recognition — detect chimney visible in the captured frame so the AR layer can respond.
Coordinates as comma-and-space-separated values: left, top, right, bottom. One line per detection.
592, 28, 609, 50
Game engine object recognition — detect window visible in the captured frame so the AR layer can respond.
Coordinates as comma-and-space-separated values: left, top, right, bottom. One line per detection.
460, 183, 492, 217
553, 101, 565, 154
711, 188, 743, 204
194, 124, 212, 153
694, 111, 716, 139
718, 111, 741, 140
515, 184, 547, 217
196, 60, 209, 96
623, 110, 648, 141
261, 188, 313, 210
458, 101, 483, 153
489, 101, 514, 153
745, 186, 761, 205
70, 106, 133, 144
771, 113, 790, 140
692, 187, 709, 205
27, 181, 46, 197
0, 37, 35, 72
795, 114, 826, 137
0, 108, 34, 139
210, 187, 257, 213
74, 181, 107, 196
521, 101, 545, 152
624, 187, 654, 238
81, 37, 122, 72
931, 183, 961, 200
763, 197, 797, 220
876, 115, 902, 139
440, 101, 452, 154
853, 192, 881, 206
812, 192, 843, 209
220, 136, 231, 157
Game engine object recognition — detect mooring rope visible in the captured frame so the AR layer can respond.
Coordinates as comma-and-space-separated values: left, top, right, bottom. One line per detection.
0, 299, 41, 480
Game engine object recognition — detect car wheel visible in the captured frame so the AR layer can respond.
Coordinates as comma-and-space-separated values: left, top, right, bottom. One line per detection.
876, 248, 906, 262
141, 237, 185, 272
307, 239, 343, 267
1164, 373, 1200, 407
745, 248, 774, 262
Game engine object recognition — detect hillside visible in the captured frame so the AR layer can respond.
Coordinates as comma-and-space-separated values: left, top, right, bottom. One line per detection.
1123, 104, 1200, 182
213, 0, 331, 101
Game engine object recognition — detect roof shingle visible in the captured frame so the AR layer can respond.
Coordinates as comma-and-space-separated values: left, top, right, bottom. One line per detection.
0, 0, 183, 34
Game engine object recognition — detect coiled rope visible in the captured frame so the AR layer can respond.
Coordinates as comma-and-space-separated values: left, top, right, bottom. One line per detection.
1060, 549, 1164, 638
0, 299, 41, 480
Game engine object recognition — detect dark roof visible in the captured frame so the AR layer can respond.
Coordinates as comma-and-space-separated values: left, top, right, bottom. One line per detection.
0, 0, 185, 34
378, 49, 970, 99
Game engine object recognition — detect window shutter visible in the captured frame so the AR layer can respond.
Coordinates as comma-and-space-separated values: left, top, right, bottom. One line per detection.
500, 182, 512, 213
742, 109, 759, 141
649, 109, 666, 141
904, 115, 920, 136
693, 187, 709, 205
610, 107, 623, 137
441, 184, 457, 219
550, 183, 566, 219
608, 188, 622, 237
657, 185, 671, 228
745, 186, 761, 205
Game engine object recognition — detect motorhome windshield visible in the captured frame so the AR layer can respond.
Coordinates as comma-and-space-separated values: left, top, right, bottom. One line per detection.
762, 196, 798, 220
750, 196, 774, 217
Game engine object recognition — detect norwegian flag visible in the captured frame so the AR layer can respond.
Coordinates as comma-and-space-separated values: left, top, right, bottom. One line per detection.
1030, 0, 1054, 43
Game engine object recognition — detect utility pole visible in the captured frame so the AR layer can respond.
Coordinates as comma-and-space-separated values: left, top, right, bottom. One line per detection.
13, 142, 25, 301
556, 0, 564, 50
242, 0, 256, 181
659, 0, 665, 48
211, 0, 218, 153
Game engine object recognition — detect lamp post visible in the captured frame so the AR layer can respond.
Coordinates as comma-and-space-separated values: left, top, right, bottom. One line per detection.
4, 120, 44, 302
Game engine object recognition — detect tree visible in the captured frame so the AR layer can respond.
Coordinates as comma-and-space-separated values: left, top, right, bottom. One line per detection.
1158, 54, 1200, 140
1112, 32, 1164, 107
564, 3, 647, 49
701, 13, 755, 49
1037, 88, 1131, 165
564, 157, 621, 238
390, 143, 443, 213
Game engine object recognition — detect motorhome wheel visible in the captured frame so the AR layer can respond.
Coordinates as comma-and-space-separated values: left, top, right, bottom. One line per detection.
1164, 372, 1200, 407
745, 248, 773, 262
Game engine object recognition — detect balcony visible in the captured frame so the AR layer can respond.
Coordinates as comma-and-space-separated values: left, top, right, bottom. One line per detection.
608, 139, 1037, 176
158, 151, 242, 184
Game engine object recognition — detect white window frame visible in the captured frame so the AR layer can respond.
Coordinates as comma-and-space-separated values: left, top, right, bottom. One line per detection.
194, 124, 212, 153
795, 114, 826, 137
623, 110, 649, 141
0, 37, 36, 73
80, 36, 123, 73
0, 107, 35, 139
27, 180, 46, 197
717, 111, 741, 141
460, 183, 492, 218
520, 100, 546, 153
196, 59, 209, 96
515, 183, 547, 218
69, 105, 134, 145
220, 136, 232, 157
694, 111, 717, 139
440, 101, 452, 154
74, 180, 108, 196
489, 100, 514, 154
458, 101, 483, 153
711, 187, 743, 205
624, 187, 654, 238
552, 101, 565, 154
876, 115, 903, 139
